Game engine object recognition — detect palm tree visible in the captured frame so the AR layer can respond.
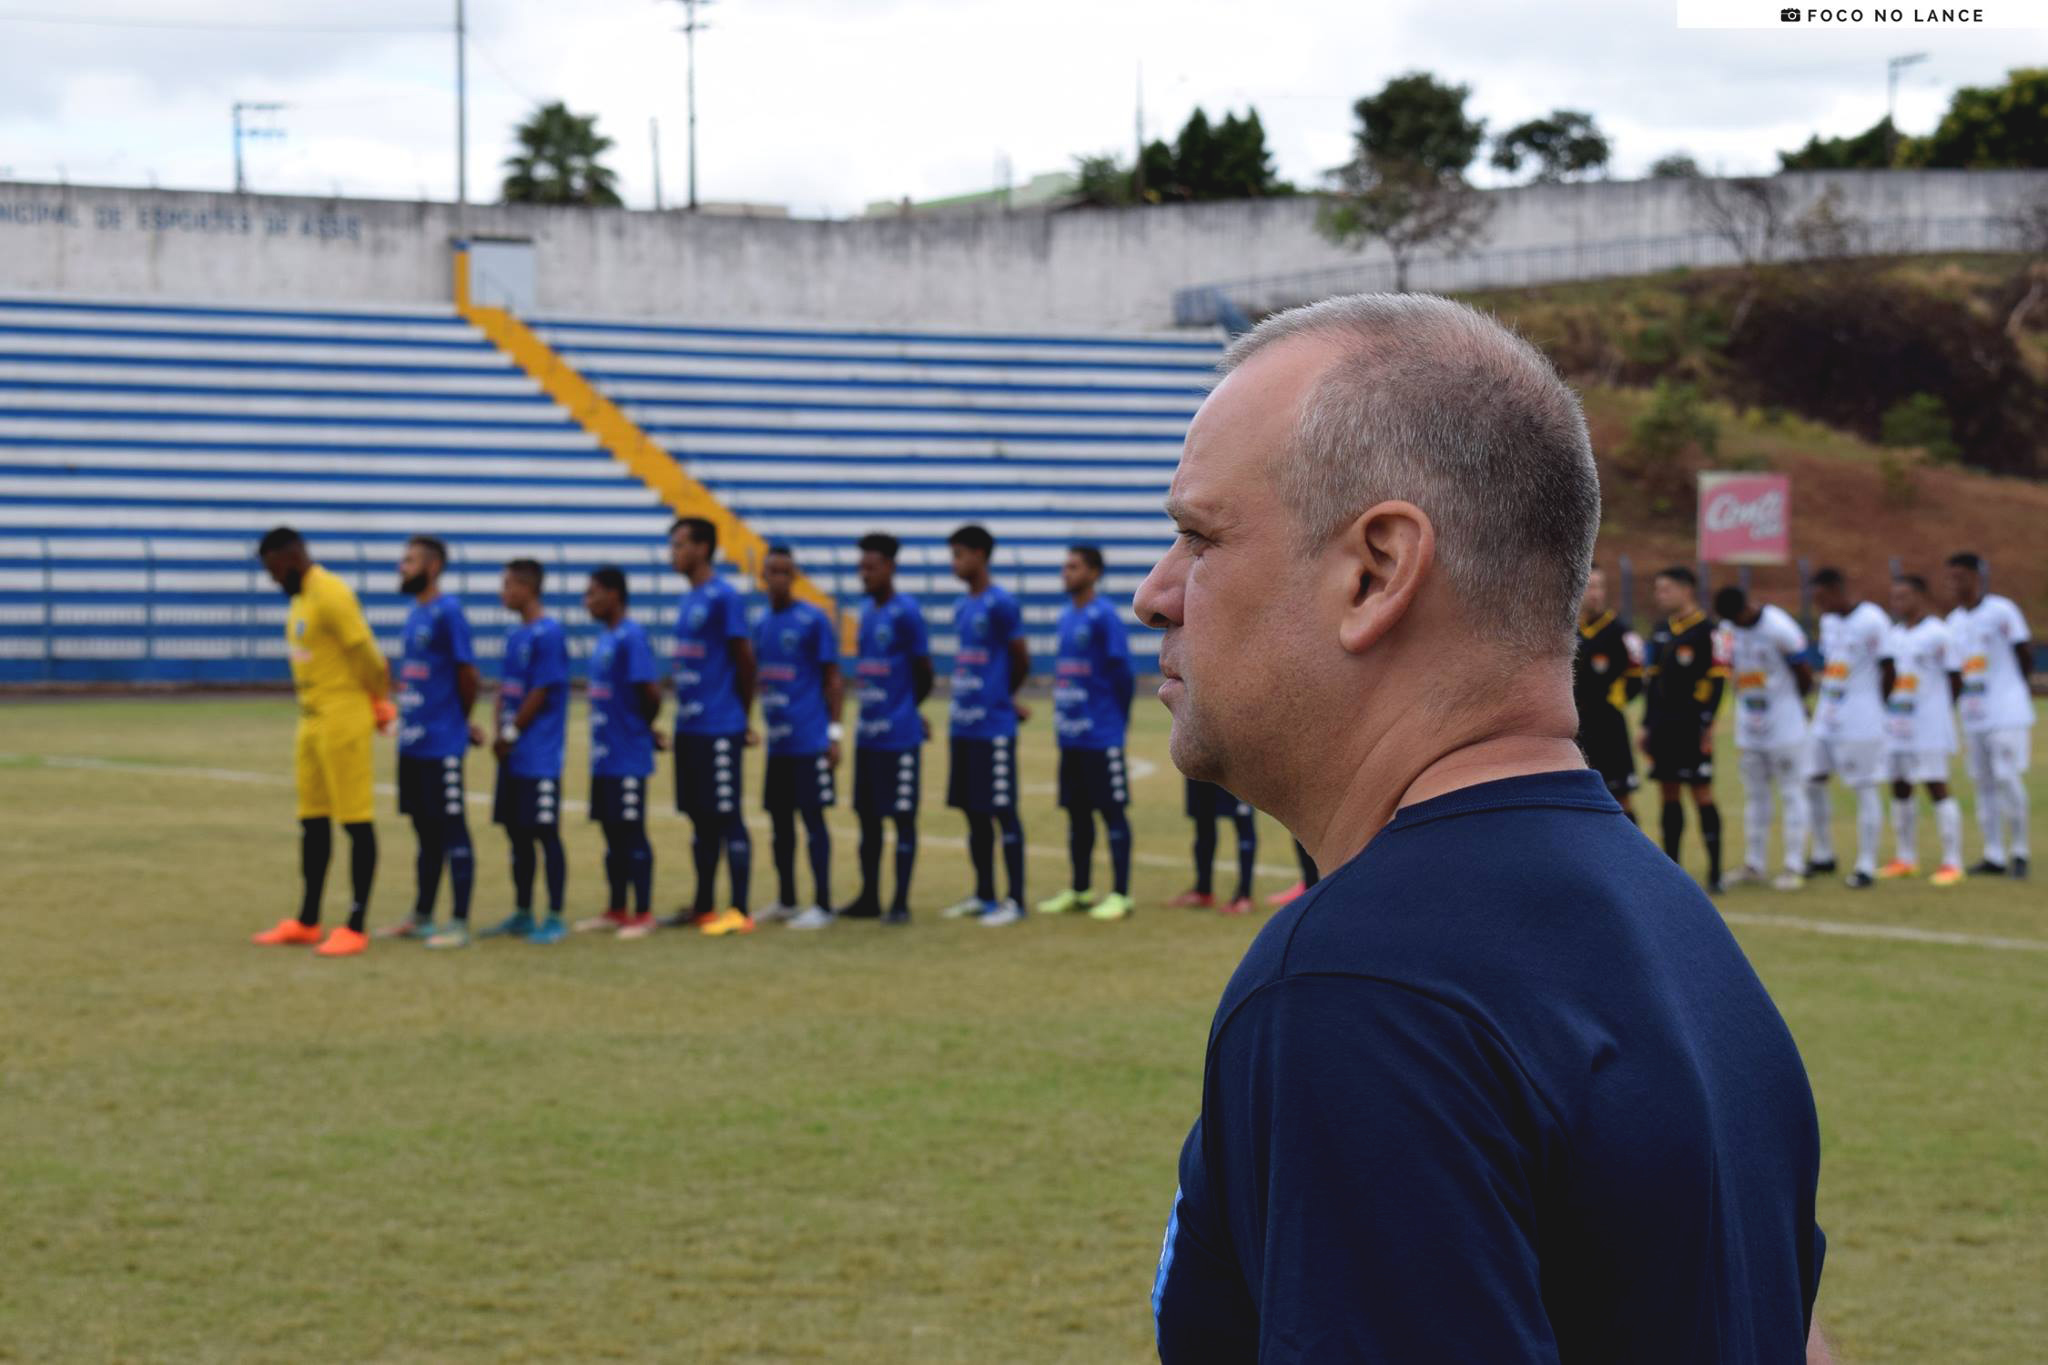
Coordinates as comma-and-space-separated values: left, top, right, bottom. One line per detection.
501, 102, 622, 207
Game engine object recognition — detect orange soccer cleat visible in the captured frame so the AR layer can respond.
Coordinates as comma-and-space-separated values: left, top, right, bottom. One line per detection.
1220, 897, 1255, 916
1929, 864, 1967, 888
313, 926, 370, 957
1166, 890, 1215, 909
252, 918, 323, 946
1876, 860, 1919, 881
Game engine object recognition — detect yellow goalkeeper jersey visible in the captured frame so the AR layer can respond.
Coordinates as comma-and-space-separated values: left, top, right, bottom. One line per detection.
287, 564, 381, 718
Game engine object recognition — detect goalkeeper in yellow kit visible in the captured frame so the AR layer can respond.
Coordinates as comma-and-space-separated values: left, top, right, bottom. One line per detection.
250, 527, 395, 957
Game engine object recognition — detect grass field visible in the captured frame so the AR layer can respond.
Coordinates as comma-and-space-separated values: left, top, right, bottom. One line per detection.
1, 693, 2043, 1362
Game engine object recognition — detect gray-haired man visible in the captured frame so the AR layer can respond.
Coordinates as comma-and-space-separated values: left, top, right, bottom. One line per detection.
1143, 294, 1829, 1363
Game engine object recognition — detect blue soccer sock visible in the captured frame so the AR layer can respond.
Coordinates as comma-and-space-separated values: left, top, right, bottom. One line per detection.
1104, 806, 1132, 897
1068, 808, 1096, 894
445, 817, 474, 923
536, 826, 566, 913
802, 805, 831, 908
890, 813, 917, 913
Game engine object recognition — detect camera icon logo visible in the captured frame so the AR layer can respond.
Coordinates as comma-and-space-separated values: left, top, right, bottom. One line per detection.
1780, 6, 1800, 18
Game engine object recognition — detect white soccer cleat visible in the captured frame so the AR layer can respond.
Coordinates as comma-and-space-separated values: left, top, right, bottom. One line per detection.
756, 902, 800, 924
1721, 866, 1765, 888
939, 895, 987, 919
979, 899, 1025, 927
1770, 872, 1806, 892
786, 906, 834, 931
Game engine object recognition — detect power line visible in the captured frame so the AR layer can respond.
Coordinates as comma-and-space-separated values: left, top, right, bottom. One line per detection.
0, 9, 443, 32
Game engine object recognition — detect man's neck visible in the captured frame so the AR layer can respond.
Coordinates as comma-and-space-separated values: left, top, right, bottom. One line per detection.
1283, 664, 1584, 878
1069, 587, 1096, 608
688, 561, 716, 589
519, 601, 544, 624
869, 583, 895, 606
596, 612, 622, 630
1903, 608, 1927, 627
769, 595, 793, 613
1961, 589, 1984, 610
415, 583, 441, 606
961, 571, 991, 595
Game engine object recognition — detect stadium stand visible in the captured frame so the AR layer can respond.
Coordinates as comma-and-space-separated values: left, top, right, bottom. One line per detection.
0, 296, 1216, 683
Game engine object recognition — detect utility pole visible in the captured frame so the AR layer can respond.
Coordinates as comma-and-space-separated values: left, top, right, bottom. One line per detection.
1886, 52, 1926, 165
672, 0, 715, 211
455, 0, 469, 208
1133, 62, 1145, 199
231, 101, 286, 195
651, 117, 664, 210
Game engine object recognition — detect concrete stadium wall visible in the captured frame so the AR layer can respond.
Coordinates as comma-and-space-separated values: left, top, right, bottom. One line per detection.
3, 171, 2044, 330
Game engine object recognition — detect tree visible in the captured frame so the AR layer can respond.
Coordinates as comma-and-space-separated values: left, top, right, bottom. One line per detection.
501, 101, 621, 207
1072, 153, 1137, 208
1318, 71, 1494, 291
1777, 117, 1896, 171
1648, 152, 1703, 179
1907, 68, 2048, 168
1213, 109, 1288, 198
1120, 106, 1291, 203
1490, 109, 1611, 183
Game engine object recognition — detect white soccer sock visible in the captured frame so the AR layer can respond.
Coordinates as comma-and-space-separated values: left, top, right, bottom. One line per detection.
1974, 769, 2006, 865
1854, 785, 1883, 877
1780, 775, 1810, 877
1806, 784, 1835, 863
1935, 797, 1964, 870
1891, 798, 1918, 868
1743, 782, 1772, 874
2000, 774, 2031, 859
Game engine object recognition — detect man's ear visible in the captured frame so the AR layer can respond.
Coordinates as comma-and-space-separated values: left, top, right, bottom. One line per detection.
1334, 500, 1433, 657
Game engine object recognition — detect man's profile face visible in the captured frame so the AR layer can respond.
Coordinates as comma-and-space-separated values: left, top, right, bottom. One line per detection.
398, 541, 437, 597
1581, 570, 1607, 619
262, 548, 305, 597
763, 554, 795, 605
1135, 339, 1329, 794
1890, 579, 1919, 619
501, 569, 532, 614
1812, 581, 1848, 617
584, 579, 616, 623
1062, 553, 1097, 596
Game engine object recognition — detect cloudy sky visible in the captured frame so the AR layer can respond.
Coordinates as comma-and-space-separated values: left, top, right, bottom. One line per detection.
0, 0, 2036, 216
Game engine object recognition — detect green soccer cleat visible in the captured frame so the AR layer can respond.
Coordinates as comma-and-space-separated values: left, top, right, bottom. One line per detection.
1087, 892, 1134, 922
424, 925, 471, 950
1035, 888, 1096, 915
527, 916, 568, 945
480, 910, 536, 939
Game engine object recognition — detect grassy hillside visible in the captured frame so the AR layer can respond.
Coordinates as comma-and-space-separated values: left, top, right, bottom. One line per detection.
1455, 257, 2048, 622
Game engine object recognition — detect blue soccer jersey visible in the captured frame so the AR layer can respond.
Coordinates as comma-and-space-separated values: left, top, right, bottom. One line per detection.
755, 601, 839, 756
500, 616, 571, 778
589, 618, 660, 778
949, 585, 1024, 739
672, 574, 750, 736
855, 592, 931, 752
397, 594, 476, 758
1053, 597, 1134, 750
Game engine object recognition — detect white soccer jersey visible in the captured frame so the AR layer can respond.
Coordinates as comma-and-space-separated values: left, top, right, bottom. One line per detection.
1725, 604, 1809, 751
1882, 616, 1959, 755
1947, 595, 2035, 733
1813, 601, 1891, 744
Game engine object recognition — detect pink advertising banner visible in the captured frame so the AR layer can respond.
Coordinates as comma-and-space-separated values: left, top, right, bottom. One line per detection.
1697, 472, 1790, 565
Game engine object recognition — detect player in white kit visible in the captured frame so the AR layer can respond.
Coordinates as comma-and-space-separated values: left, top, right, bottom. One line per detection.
1878, 574, 1966, 886
1944, 552, 2035, 880
1805, 567, 1894, 889
1712, 586, 1812, 890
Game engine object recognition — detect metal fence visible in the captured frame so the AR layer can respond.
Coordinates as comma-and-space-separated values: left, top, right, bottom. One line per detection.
1173, 214, 2031, 327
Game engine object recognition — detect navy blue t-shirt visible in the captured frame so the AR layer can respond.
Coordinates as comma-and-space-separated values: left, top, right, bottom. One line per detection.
499, 616, 570, 779
1153, 769, 1824, 1364
397, 594, 476, 758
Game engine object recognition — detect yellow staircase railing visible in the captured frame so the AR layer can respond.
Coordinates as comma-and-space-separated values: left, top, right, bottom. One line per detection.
454, 249, 838, 622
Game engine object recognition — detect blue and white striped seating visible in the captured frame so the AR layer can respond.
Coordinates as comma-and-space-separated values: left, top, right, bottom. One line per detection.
0, 296, 1215, 683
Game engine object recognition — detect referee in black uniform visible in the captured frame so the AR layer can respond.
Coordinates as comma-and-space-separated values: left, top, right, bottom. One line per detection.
1638, 565, 1728, 890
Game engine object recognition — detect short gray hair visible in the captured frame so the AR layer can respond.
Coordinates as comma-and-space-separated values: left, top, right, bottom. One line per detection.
1222, 293, 1599, 659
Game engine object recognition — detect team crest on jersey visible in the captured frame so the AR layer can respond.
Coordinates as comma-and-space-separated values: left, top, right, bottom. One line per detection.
874, 622, 894, 648
1591, 653, 1610, 673
1675, 646, 1695, 666
970, 614, 989, 639
779, 626, 800, 652
1074, 623, 1092, 647
294, 618, 306, 639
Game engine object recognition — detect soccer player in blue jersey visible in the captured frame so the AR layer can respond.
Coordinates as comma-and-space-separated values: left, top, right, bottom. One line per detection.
940, 524, 1032, 926
753, 547, 845, 930
842, 533, 932, 925
1172, 781, 1258, 915
1040, 545, 1137, 921
663, 516, 758, 939
383, 535, 484, 949
576, 567, 662, 934
482, 558, 572, 944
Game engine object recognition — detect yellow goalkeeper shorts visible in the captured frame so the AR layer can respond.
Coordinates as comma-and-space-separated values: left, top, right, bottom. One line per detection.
295, 715, 376, 824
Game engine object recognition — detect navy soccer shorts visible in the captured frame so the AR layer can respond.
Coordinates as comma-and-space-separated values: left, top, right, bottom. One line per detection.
398, 753, 466, 818
1184, 777, 1252, 819
947, 735, 1016, 813
853, 746, 921, 817
589, 773, 649, 825
764, 751, 836, 812
493, 768, 562, 827
673, 731, 744, 818
1058, 745, 1129, 811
